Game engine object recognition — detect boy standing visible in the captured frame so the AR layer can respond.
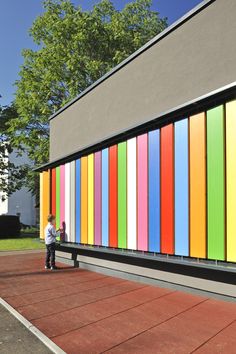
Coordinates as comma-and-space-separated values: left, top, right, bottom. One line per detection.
45, 214, 59, 270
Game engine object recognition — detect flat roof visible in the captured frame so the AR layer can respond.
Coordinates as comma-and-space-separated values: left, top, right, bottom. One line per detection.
49, 0, 215, 122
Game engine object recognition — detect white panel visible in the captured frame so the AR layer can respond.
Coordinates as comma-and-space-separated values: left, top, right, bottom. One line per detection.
127, 138, 137, 250
65, 163, 71, 242
70, 160, 76, 243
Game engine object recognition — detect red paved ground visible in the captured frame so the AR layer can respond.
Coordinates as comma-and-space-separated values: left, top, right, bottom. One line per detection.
0, 251, 236, 354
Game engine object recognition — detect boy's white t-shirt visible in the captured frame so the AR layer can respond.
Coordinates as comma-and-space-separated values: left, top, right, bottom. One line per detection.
45, 223, 57, 245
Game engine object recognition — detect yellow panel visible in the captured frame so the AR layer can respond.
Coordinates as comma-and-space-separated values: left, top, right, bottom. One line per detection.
81, 157, 88, 244
88, 154, 94, 245
226, 100, 236, 262
40, 171, 50, 239
189, 113, 206, 258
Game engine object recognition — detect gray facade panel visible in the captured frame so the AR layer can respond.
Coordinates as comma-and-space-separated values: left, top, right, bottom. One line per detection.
50, 0, 236, 161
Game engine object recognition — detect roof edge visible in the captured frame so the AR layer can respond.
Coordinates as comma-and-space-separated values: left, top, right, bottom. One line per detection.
35, 81, 236, 172
49, 0, 215, 121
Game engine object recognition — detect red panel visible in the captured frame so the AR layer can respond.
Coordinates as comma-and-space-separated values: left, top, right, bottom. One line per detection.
109, 145, 118, 247
161, 124, 174, 254
51, 168, 56, 216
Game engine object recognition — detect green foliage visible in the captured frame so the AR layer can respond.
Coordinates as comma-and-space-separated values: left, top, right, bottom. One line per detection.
0, 105, 28, 197
10, 0, 167, 174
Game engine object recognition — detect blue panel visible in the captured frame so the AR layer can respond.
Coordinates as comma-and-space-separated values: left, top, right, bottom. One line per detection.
148, 130, 160, 252
75, 159, 81, 243
175, 119, 189, 256
102, 148, 109, 246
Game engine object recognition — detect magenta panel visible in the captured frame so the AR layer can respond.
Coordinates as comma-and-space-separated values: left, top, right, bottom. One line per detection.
60, 164, 65, 229
94, 151, 102, 245
137, 134, 148, 251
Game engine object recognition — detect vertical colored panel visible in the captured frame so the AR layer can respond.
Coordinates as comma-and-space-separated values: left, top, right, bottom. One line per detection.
75, 159, 81, 243
88, 154, 94, 245
81, 156, 88, 244
94, 151, 102, 245
137, 134, 148, 251
161, 124, 174, 254
189, 113, 206, 258
226, 100, 236, 262
70, 161, 76, 243
148, 130, 160, 253
109, 145, 118, 247
127, 138, 137, 250
40, 173, 43, 239
65, 163, 70, 242
102, 149, 109, 247
56, 167, 60, 229
207, 105, 225, 261
51, 168, 56, 216
44, 171, 50, 238
118, 142, 127, 248
175, 119, 189, 256
60, 165, 65, 229
40, 171, 50, 239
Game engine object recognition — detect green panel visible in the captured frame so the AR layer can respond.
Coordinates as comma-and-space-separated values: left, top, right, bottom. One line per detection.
118, 142, 127, 248
56, 167, 60, 230
207, 105, 225, 260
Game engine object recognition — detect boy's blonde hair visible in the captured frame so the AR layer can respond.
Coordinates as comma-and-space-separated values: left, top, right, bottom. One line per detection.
47, 214, 55, 222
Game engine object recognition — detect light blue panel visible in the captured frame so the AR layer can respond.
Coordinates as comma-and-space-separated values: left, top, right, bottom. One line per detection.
148, 130, 160, 252
75, 159, 81, 243
175, 119, 189, 256
102, 148, 109, 246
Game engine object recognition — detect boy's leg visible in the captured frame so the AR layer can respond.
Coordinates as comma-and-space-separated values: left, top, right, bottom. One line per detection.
45, 245, 50, 267
50, 243, 56, 268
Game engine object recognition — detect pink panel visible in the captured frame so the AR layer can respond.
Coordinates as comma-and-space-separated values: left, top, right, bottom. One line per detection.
94, 151, 102, 245
60, 165, 65, 229
137, 134, 148, 251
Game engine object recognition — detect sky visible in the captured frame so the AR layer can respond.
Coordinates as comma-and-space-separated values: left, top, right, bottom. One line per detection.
0, 0, 202, 106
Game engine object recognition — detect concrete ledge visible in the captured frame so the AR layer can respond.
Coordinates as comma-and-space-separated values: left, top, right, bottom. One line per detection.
55, 244, 236, 299
0, 298, 66, 354
55, 250, 73, 260
76, 255, 236, 299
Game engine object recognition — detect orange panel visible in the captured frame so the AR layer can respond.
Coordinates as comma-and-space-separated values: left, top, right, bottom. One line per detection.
40, 170, 50, 239
189, 113, 206, 258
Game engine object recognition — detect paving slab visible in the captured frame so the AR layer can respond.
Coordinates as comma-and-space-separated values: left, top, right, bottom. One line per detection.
0, 251, 235, 354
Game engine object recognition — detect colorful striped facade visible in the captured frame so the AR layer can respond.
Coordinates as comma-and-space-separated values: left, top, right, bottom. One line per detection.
40, 100, 236, 263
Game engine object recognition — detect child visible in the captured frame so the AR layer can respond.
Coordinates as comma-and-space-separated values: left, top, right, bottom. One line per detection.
45, 214, 60, 270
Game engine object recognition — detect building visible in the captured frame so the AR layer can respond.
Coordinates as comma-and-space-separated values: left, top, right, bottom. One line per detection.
0, 149, 36, 226
37, 0, 236, 296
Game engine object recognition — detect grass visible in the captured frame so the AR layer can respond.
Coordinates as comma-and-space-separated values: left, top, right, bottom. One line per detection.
0, 237, 45, 251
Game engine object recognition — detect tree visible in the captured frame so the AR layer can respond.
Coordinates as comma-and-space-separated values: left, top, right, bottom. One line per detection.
9, 0, 167, 173
0, 104, 28, 199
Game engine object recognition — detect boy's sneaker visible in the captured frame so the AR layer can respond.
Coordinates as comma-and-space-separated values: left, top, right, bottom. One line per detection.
50, 266, 58, 270
45, 265, 50, 269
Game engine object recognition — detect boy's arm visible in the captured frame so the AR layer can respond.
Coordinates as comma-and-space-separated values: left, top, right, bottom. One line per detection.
50, 226, 57, 237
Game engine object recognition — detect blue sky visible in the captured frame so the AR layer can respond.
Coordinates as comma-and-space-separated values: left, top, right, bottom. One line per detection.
0, 0, 202, 106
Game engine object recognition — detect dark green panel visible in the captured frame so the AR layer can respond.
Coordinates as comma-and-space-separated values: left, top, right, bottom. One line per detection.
118, 142, 127, 248
207, 105, 225, 260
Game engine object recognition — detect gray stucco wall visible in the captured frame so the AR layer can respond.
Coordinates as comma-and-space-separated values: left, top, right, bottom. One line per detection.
50, 0, 236, 161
